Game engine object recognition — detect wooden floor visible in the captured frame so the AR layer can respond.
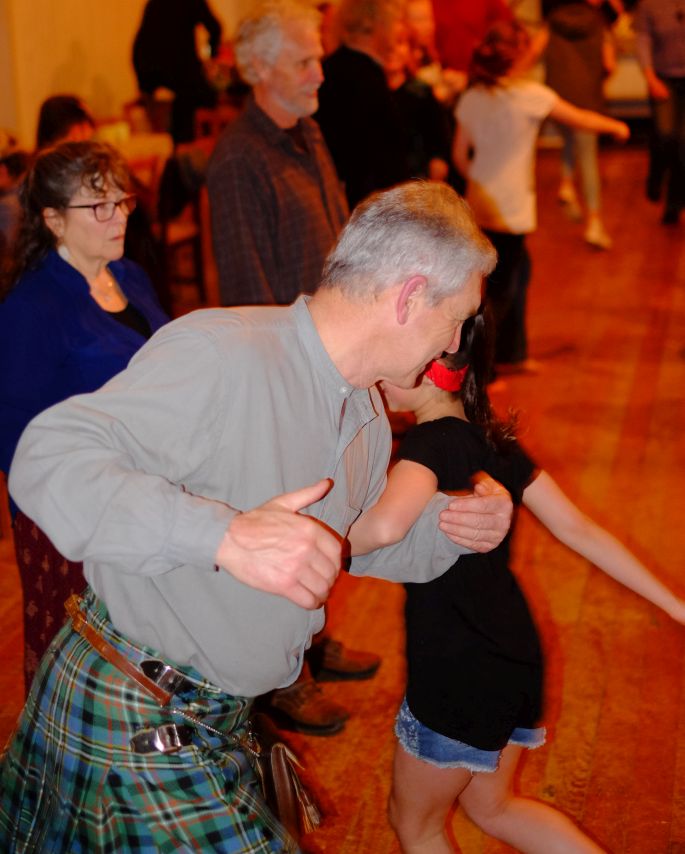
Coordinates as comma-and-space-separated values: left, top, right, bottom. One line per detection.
1, 143, 684, 852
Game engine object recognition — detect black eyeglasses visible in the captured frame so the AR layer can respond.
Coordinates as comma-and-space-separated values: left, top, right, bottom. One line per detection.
67, 194, 137, 222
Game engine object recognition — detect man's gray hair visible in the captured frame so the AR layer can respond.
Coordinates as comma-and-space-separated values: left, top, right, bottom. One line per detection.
321, 182, 497, 303
337, 0, 405, 39
234, 0, 322, 86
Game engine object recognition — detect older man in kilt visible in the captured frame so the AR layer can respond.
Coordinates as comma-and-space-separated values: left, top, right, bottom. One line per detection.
0, 175, 511, 850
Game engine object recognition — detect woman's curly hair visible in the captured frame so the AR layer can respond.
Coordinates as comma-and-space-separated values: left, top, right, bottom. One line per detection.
1, 140, 130, 299
468, 20, 531, 88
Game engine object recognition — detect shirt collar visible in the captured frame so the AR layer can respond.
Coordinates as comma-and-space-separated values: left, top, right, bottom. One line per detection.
245, 95, 321, 154
292, 295, 378, 416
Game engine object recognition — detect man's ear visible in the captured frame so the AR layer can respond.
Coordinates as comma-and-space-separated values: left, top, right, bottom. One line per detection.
396, 275, 427, 325
251, 55, 272, 85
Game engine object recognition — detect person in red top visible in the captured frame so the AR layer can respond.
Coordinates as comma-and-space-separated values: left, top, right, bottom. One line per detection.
431, 0, 513, 73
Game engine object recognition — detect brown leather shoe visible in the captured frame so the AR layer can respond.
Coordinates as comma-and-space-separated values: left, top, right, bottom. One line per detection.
269, 675, 349, 735
310, 638, 381, 682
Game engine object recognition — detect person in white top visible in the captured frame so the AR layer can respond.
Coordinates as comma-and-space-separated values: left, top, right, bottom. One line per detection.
453, 20, 628, 375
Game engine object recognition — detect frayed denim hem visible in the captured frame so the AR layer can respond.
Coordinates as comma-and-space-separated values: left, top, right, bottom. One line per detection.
394, 697, 546, 773
395, 729, 499, 772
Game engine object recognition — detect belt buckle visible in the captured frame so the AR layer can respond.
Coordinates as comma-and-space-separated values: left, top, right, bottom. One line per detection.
130, 723, 192, 754
153, 724, 184, 754
140, 659, 193, 695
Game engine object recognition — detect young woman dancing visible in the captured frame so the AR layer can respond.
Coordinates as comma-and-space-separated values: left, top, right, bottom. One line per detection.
349, 311, 685, 853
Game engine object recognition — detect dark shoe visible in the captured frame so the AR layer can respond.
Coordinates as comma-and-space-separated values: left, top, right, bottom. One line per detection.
269, 676, 349, 735
310, 638, 381, 682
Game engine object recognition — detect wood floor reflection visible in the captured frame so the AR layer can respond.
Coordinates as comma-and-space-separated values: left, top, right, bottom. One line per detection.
1, 143, 684, 852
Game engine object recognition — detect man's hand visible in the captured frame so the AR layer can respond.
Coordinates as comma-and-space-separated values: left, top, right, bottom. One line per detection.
440, 473, 513, 553
215, 479, 342, 609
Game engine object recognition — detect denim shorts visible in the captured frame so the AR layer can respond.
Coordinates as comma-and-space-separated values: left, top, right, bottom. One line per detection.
395, 697, 546, 773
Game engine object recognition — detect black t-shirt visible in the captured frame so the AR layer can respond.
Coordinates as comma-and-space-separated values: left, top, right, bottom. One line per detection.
399, 416, 544, 750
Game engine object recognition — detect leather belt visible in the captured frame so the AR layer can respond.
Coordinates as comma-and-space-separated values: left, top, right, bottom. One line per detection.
65, 594, 194, 707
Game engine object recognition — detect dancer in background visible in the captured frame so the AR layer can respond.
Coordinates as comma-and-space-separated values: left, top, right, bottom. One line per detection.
349, 310, 685, 853
453, 20, 628, 374
539, 0, 624, 249
633, 0, 685, 225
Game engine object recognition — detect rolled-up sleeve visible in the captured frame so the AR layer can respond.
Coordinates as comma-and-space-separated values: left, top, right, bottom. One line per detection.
349, 492, 469, 583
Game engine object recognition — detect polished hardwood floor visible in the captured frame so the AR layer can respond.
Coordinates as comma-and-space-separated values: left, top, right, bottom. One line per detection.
1, 143, 684, 852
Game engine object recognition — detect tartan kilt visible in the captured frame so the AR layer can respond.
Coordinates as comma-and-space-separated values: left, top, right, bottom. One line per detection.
0, 589, 298, 853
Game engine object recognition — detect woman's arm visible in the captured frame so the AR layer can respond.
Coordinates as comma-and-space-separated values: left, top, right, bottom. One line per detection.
348, 458, 438, 556
523, 471, 685, 623
548, 98, 630, 140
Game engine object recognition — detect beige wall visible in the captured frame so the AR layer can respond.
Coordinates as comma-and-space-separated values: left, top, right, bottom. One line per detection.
0, 0, 19, 136
1, 0, 244, 148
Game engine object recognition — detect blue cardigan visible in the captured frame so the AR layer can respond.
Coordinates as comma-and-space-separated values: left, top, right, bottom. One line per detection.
0, 250, 169, 482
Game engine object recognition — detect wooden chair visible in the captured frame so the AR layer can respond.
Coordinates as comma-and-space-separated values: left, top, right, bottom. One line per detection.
127, 152, 207, 306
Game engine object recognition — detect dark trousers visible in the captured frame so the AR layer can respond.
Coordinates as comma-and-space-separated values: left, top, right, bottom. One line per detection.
170, 80, 218, 143
484, 230, 530, 366
649, 76, 685, 214
137, 70, 218, 143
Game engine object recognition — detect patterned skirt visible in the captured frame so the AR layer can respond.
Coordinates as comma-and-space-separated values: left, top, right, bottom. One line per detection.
13, 510, 86, 693
0, 589, 298, 853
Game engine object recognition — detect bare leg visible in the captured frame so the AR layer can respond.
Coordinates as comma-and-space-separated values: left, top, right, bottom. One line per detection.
388, 741, 472, 854
571, 129, 612, 249
459, 745, 606, 853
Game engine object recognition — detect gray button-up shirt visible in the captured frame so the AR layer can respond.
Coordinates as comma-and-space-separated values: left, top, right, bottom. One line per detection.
10, 297, 465, 696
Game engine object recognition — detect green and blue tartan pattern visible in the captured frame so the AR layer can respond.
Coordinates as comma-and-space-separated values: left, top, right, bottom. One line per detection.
0, 589, 298, 853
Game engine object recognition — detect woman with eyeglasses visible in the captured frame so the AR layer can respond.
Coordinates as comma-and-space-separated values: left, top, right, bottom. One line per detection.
0, 140, 169, 694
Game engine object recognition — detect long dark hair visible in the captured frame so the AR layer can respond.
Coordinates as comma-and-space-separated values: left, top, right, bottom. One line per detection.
1, 141, 130, 298
444, 307, 517, 451
468, 20, 531, 88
